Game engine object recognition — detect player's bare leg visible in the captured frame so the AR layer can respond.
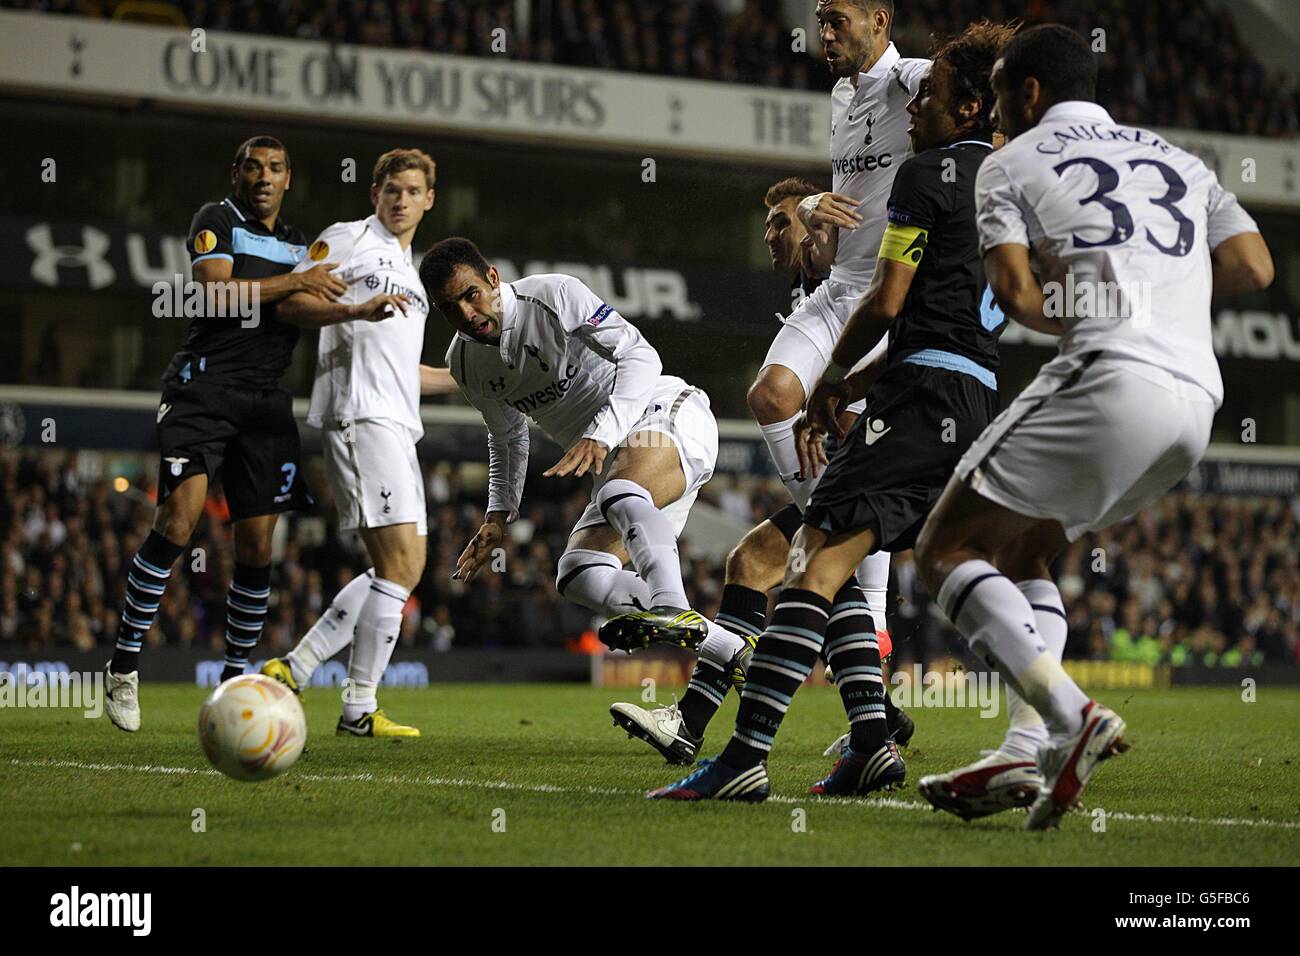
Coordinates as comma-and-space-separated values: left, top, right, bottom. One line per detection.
104, 474, 208, 732
335, 521, 425, 737
914, 477, 1128, 829
220, 512, 277, 682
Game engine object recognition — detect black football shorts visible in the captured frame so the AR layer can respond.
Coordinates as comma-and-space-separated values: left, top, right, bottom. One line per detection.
155, 379, 313, 521
803, 362, 998, 552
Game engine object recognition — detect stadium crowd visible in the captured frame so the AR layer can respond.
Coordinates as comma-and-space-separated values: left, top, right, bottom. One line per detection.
6, 0, 1298, 139
2, 450, 1297, 670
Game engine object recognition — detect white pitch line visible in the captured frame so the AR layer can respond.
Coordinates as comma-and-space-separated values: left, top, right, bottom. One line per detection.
9, 758, 1300, 832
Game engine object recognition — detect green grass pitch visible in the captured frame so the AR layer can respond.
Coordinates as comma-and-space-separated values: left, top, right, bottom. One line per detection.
2, 684, 1298, 866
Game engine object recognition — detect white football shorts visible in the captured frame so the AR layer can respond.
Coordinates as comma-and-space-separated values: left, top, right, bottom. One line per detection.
573, 378, 719, 537
762, 278, 883, 415
956, 352, 1216, 541
321, 417, 428, 536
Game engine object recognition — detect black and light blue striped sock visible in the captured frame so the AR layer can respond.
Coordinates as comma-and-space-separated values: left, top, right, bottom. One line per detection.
720, 588, 830, 769
679, 584, 767, 737
111, 530, 185, 674
222, 563, 272, 679
823, 577, 888, 754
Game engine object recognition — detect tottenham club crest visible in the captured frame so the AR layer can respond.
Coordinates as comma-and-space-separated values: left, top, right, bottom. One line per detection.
863, 111, 876, 147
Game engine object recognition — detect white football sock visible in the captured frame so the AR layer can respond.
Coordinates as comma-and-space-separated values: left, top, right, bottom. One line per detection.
556, 548, 652, 618
857, 550, 890, 632
343, 576, 409, 721
287, 569, 374, 685
596, 479, 688, 608
937, 560, 1088, 736
1001, 579, 1068, 758
759, 412, 818, 510
699, 620, 748, 667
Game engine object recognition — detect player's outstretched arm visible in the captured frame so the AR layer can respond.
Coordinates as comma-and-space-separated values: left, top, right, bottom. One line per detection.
279, 291, 409, 329
192, 257, 348, 307
419, 365, 461, 396
1210, 232, 1274, 298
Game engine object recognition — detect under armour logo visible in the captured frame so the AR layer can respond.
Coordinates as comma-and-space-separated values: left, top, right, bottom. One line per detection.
26, 223, 116, 289
377, 257, 393, 269
1024, 623, 1037, 634
626, 527, 638, 542
523, 344, 549, 372
385, 634, 395, 644
489, 377, 506, 392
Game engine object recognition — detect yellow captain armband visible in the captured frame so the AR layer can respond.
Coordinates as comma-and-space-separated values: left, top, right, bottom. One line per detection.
878, 222, 929, 267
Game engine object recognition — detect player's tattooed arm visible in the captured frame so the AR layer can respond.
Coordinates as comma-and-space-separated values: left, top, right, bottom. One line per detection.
804, 259, 913, 444
191, 257, 347, 305
983, 244, 1064, 335
279, 290, 409, 328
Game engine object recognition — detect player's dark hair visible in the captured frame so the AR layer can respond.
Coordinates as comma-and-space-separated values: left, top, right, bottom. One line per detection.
845, 0, 894, 33
998, 23, 1097, 105
420, 237, 491, 294
931, 19, 1019, 136
233, 135, 290, 170
764, 177, 822, 208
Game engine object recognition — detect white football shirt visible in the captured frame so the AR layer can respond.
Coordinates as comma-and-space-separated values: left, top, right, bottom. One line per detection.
828, 43, 930, 286
448, 273, 672, 518
300, 215, 430, 441
976, 101, 1258, 406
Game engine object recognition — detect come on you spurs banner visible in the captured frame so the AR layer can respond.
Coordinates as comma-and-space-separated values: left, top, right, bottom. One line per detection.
0, 9, 826, 167
2, 8, 1300, 201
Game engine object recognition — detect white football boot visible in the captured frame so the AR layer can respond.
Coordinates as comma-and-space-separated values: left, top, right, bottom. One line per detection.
104, 667, 141, 732
919, 750, 1044, 821
1026, 700, 1129, 831
823, 732, 850, 757
610, 698, 702, 765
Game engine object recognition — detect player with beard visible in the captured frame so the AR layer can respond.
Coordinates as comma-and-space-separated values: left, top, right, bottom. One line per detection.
422, 239, 730, 676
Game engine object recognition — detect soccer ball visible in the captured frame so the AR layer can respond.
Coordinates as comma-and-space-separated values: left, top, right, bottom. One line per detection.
198, 674, 307, 782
